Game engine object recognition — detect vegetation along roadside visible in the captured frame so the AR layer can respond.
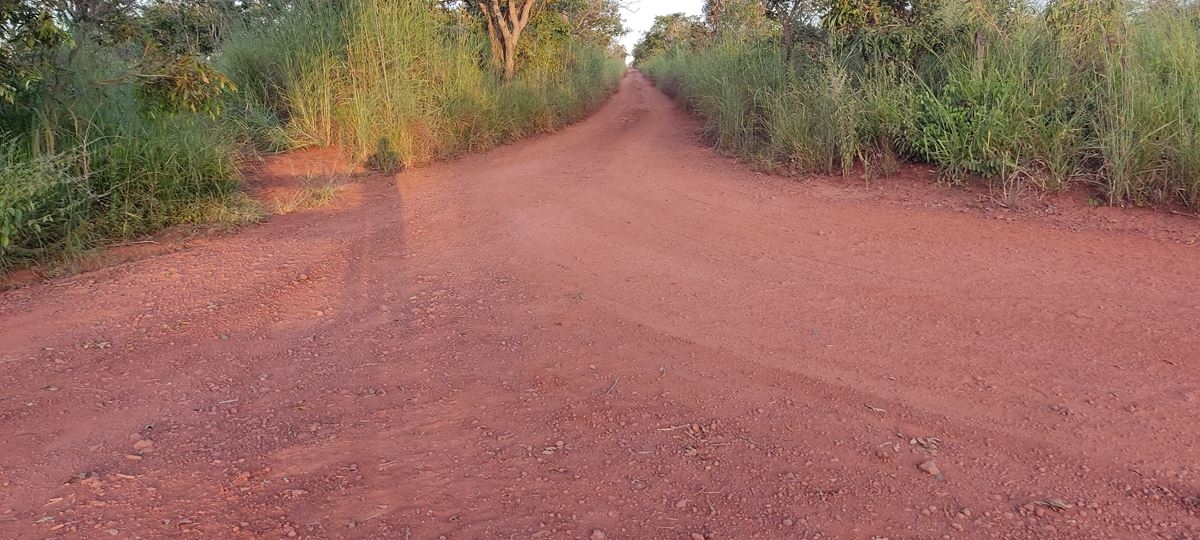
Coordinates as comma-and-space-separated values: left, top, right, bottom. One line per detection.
1, 0, 627, 273
636, 0, 1200, 210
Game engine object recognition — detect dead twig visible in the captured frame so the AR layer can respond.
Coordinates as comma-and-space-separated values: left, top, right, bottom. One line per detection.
603, 377, 620, 396
737, 435, 764, 447
116, 240, 160, 247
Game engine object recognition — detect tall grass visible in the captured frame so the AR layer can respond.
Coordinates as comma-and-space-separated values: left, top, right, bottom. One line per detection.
641, 1, 1200, 208
221, 0, 626, 169
1, 41, 254, 272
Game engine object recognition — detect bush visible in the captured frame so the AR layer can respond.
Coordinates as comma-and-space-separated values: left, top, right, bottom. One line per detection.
1, 39, 248, 271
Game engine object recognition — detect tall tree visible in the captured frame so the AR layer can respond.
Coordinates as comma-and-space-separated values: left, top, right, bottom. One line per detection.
471, 0, 543, 80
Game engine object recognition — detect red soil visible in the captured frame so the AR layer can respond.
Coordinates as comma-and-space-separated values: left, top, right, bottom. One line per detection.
2, 71, 1199, 539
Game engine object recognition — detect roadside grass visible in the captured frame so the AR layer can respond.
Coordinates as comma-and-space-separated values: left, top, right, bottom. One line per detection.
220, 0, 626, 169
0, 114, 249, 273
272, 175, 345, 215
640, 2, 1200, 209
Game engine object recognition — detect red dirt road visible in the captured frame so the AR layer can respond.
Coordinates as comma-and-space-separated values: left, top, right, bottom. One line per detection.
3, 72, 1200, 539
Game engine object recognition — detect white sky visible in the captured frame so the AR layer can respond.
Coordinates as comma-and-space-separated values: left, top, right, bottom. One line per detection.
619, 0, 706, 62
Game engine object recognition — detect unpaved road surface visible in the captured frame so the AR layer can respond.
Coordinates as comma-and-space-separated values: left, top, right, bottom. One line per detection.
3, 72, 1200, 539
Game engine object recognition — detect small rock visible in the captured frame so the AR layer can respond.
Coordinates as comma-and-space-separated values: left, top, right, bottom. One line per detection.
589, 530, 607, 540
691, 534, 706, 540
675, 499, 689, 509
919, 460, 941, 476
783, 518, 794, 526
133, 440, 154, 451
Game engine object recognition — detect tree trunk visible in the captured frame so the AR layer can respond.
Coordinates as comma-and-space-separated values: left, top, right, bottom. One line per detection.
503, 40, 517, 80
780, 0, 805, 66
478, 0, 538, 82
975, 28, 986, 79
480, 5, 504, 69
781, 15, 794, 65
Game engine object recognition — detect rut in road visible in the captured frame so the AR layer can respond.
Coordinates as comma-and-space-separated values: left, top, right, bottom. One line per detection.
2, 71, 1200, 539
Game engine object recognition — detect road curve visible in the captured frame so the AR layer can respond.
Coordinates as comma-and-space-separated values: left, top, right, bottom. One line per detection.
2, 71, 1199, 538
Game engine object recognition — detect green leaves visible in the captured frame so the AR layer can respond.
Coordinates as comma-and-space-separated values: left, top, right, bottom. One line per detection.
1, 3, 71, 103
138, 53, 237, 116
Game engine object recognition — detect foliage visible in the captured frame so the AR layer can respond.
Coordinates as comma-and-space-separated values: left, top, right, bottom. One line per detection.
1, 1, 70, 103
637, 0, 1200, 208
633, 13, 706, 63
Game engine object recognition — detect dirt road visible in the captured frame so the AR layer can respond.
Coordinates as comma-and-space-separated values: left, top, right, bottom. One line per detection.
3, 71, 1200, 539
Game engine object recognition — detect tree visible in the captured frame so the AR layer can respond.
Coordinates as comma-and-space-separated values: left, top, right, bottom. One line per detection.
470, 0, 543, 80
823, 0, 939, 30
550, 0, 625, 48
763, 0, 821, 64
704, 0, 767, 34
632, 12, 704, 63
1, 1, 71, 103
2, 0, 234, 116
453, 0, 624, 79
